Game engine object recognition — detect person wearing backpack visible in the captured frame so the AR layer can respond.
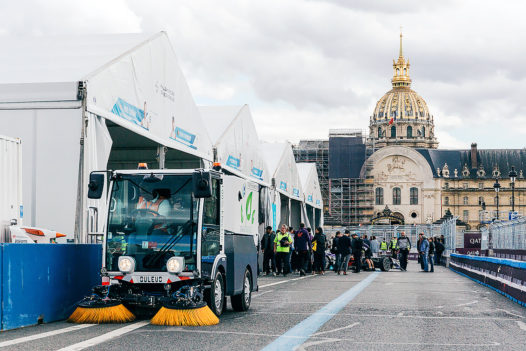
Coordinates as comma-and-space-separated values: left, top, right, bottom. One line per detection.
293, 223, 311, 276
312, 227, 327, 274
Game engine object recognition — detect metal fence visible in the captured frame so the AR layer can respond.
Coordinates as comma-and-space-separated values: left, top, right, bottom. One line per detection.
325, 216, 457, 255
481, 217, 526, 250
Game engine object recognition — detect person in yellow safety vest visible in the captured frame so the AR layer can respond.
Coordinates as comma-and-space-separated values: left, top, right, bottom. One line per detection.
380, 239, 388, 253
389, 235, 398, 259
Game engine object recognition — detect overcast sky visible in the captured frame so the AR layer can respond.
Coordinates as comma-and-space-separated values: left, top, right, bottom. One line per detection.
1, 0, 524, 149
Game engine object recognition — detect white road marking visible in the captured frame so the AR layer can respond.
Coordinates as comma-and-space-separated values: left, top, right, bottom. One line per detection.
517, 321, 526, 331
145, 328, 502, 347
253, 311, 519, 320
397, 312, 404, 317
497, 308, 525, 319
295, 338, 338, 351
253, 290, 273, 298
259, 275, 315, 288
454, 300, 478, 307
0, 324, 95, 348
56, 321, 149, 351
311, 322, 359, 336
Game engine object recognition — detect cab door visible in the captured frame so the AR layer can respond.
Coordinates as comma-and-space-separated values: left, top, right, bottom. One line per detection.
200, 177, 221, 280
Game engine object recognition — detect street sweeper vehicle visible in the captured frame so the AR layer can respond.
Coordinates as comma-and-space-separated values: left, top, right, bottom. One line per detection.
69, 167, 259, 326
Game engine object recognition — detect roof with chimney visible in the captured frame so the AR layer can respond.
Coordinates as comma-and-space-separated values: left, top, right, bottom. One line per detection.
416, 144, 526, 179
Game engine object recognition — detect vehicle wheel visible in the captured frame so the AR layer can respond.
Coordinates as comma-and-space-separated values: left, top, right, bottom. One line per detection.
231, 269, 252, 312
205, 271, 225, 316
380, 257, 391, 272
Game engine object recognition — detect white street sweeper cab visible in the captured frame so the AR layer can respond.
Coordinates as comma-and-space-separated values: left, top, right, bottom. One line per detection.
87, 167, 259, 317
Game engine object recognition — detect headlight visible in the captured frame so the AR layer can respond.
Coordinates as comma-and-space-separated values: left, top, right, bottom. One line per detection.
118, 256, 135, 273
166, 257, 184, 273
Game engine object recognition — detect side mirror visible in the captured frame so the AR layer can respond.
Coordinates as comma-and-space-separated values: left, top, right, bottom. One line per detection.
192, 171, 212, 198
88, 173, 105, 199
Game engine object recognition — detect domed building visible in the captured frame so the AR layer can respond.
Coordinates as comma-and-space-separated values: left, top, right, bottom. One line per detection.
368, 33, 438, 149
295, 32, 526, 229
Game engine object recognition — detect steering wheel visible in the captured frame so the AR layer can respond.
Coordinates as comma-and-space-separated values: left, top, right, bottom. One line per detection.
131, 208, 162, 218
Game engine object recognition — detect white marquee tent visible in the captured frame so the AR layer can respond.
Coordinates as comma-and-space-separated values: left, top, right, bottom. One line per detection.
0, 32, 213, 242
199, 105, 270, 186
259, 142, 305, 229
296, 163, 324, 228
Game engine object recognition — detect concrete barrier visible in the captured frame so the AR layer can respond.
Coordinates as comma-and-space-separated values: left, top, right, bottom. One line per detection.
0, 244, 101, 330
450, 253, 526, 307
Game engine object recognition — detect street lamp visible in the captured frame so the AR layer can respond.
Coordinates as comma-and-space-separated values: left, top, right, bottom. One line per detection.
494, 178, 501, 221
509, 166, 517, 213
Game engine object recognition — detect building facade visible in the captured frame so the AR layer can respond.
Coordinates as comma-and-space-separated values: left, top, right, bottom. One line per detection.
294, 33, 526, 229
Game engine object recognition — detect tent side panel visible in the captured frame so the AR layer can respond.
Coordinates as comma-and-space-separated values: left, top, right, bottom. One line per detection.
0, 108, 82, 237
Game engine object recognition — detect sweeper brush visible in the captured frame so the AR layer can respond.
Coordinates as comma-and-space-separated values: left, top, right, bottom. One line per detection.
68, 286, 135, 324
151, 284, 219, 326
151, 302, 219, 326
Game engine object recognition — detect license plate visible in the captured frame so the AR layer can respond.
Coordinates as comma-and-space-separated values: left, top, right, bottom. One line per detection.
136, 275, 164, 283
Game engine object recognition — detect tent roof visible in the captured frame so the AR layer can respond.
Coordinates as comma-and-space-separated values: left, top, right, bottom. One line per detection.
198, 105, 243, 145
0, 33, 154, 84
296, 163, 314, 188
259, 142, 288, 177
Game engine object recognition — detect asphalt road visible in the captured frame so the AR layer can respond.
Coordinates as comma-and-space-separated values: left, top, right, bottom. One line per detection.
1, 264, 526, 351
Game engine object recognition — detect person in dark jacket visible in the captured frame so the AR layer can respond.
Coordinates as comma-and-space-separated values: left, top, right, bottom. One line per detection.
312, 227, 327, 274
416, 233, 425, 270
351, 233, 363, 273
261, 226, 276, 275
332, 231, 342, 272
337, 231, 352, 275
428, 237, 435, 272
434, 237, 445, 265
396, 231, 412, 271
294, 223, 311, 276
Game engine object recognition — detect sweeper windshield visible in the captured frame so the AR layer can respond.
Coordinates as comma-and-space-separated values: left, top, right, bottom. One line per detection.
105, 174, 198, 272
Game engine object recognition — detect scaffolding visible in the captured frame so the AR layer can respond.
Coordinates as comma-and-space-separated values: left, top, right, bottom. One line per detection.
293, 129, 374, 226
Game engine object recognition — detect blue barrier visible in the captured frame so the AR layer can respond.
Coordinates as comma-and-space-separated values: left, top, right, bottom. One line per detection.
451, 253, 526, 269
0, 244, 101, 331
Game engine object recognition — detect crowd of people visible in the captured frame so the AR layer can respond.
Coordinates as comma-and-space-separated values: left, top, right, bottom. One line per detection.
260, 223, 328, 276
260, 225, 447, 276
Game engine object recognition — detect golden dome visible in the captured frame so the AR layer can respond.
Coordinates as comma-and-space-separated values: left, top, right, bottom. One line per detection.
372, 32, 432, 122
372, 88, 431, 121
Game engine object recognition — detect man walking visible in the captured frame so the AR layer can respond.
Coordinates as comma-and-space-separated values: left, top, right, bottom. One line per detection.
294, 223, 311, 276
261, 226, 276, 275
396, 231, 411, 271
274, 224, 292, 276
419, 234, 430, 272
435, 236, 445, 266
337, 230, 352, 275
428, 237, 435, 272
351, 233, 363, 273
417, 233, 425, 270
332, 231, 343, 273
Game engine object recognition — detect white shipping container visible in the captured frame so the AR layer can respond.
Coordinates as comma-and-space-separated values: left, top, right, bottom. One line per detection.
0, 135, 22, 241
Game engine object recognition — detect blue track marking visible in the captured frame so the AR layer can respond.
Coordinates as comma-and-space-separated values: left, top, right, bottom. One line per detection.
261, 271, 380, 351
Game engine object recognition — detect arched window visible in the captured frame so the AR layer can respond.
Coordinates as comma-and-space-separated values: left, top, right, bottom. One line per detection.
378, 127, 382, 138
390, 125, 396, 139
393, 187, 401, 205
375, 188, 384, 205
444, 196, 450, 205
396, 68, 400, 75
421, 127, 425, 137
407, 126, 413, 138
410, 187, 418, 205
403, 68, 407, 75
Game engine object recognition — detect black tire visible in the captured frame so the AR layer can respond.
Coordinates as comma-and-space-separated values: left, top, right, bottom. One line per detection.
205, 271, 225, 316
231, 269, 252, 312
380, 257, 391, 272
